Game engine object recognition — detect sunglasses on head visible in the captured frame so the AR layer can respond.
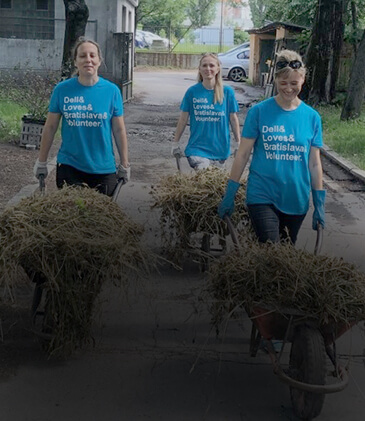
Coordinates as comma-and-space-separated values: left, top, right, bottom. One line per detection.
276, 59, 303, 70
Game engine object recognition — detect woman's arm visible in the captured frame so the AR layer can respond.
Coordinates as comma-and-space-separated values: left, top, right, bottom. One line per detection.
229, 112, 241, 145
173, 111, 189, 143
38, 112, 61, 162
112, 116, 129, 167
230, 137, 256, 182
309, 146, 323, 190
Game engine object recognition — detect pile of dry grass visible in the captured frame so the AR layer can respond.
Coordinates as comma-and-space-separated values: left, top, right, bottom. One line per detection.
151, 167, 250, 254
0, 186, 155, 356
208, 239, 365, 327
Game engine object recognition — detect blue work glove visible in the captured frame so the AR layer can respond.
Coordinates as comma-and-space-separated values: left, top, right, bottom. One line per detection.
312, 189, 326, 230
218, 179, 241, 219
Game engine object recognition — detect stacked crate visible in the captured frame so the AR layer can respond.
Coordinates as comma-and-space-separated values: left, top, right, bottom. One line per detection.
20, 117, 45, 148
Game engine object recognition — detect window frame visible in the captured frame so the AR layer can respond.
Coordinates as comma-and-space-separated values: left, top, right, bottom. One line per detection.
36, 0, 48, 11
0, 0, 12, 9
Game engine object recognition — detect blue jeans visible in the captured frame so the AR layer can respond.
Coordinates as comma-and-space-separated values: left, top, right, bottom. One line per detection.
247, 204, 306, 244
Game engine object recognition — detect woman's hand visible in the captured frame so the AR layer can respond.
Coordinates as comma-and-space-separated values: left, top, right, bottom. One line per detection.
117, 163, 130, 183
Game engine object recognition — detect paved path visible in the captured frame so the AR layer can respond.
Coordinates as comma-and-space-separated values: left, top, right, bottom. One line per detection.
2, 70, 365, 421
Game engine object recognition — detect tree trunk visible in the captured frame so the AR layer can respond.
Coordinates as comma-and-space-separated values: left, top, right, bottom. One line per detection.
341, 29, 365, 120
303, 0, 345, 105
61, 0, 89, 79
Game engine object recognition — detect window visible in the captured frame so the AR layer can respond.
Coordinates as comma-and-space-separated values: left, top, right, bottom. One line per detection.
0, 0, 12, 9
36, 0, 48, 10
238, 50, 250, 60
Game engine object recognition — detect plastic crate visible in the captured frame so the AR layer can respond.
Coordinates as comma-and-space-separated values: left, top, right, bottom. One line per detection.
20, 121, 45, 148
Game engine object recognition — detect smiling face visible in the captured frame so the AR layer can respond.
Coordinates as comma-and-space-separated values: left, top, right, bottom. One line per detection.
199, 55, 220, 82
74, 42, 101, 78
275, 71, 305, 103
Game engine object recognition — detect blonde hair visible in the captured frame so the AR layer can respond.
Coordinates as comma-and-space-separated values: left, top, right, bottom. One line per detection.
197, 53, 224, 104
274, 49, 306, 79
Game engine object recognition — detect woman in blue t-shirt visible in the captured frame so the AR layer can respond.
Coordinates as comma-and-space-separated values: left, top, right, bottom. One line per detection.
172, 53, 241, 170
33, 37, 130, 196
218, 50, 325, 244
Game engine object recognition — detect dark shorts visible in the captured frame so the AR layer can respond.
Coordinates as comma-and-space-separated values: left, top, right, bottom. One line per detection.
247, 204, 306, 245
56, 163, 118, 197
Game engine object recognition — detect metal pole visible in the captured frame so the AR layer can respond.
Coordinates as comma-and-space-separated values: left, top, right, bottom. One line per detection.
219, 0, 224, 52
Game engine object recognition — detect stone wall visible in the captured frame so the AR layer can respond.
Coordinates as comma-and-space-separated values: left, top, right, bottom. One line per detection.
135, 52, 202, 69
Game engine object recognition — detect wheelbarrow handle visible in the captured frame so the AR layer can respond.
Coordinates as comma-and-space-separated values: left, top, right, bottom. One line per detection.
38, 174, 45, 194
112, 177, 126, 202
314, 222, 323, 256
174, 152, 181, 172
224, 215, 241, 254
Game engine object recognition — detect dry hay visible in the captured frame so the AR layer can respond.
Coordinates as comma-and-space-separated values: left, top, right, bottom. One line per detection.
208, 239, 365, 327
0, 186, 155, 356
151, 167, 251, 257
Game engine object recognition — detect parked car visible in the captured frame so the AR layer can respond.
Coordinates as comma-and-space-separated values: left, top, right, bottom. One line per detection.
220, 41, 250, 56
136, 30, 172, 49
135, 31, 148, 48
218, 47, 250, 82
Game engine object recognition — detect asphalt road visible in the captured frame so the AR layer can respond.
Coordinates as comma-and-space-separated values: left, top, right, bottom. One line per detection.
1, 70, 365, 421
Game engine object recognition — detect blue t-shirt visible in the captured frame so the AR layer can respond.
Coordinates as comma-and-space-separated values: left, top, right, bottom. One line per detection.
242, 97, 323, 215
181, 83, 239, 160
49, 77, 124, 174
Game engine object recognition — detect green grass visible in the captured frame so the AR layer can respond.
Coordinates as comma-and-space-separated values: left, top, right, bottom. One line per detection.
317, 105, 365, 170
0, 100, 27, 143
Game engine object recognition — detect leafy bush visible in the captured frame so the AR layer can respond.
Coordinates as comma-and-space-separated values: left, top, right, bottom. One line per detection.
0, 100, 26, 143
234, 29, 249, 45
0, 69, 60, 121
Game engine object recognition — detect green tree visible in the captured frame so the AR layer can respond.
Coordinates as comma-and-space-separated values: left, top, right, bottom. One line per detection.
248, 0, 316, 28
341, 29, 365, 119
341, 0, 365, 119
186, 0, 217, 28
137, 0, 189, 31
248, 0, 268, 27
304, 0, 347, 105
62, 0, 89, 79
265, 0, 316, 27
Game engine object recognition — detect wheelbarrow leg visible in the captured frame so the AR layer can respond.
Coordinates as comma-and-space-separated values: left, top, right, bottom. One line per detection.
200, 233, 211, 272
249, 324, 262, 357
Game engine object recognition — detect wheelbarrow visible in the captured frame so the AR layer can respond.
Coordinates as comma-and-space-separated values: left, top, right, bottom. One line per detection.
224, 216, 351, 420
173, 151, 228, 270
30, 174, 126, 343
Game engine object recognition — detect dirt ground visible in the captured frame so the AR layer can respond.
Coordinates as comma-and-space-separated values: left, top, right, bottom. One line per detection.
0, 83, 248, 210
0, 102, 169, 212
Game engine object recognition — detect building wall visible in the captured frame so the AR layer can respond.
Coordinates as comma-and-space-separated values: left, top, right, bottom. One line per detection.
0, 0, 137, 77
0, 0, 55, 39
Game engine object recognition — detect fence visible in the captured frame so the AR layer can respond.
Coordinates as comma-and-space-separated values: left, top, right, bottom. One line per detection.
137, 25, 246, 54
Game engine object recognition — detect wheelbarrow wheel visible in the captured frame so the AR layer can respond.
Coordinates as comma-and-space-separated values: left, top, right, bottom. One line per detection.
289, 325, 326, 420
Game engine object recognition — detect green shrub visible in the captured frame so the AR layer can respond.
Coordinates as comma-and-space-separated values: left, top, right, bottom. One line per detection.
0, 99, 26, 143
0, 69, 59, 121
